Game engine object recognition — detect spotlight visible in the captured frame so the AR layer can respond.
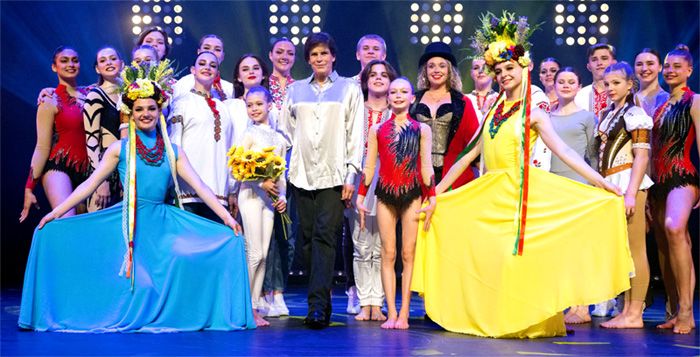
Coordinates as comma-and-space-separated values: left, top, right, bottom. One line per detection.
577, 26, 585, 34
600, 25, 609, 34
132, 5, 141, 13
555, 4, 564, 13
601, 3, 609, 12
132, 15, 142, 24
588, 37, 598, 45
173, 4, 181, 13
566, 37, 575, 46
555, 26, 564, 35
577, 37, 586, 45
132, 26, 142, 35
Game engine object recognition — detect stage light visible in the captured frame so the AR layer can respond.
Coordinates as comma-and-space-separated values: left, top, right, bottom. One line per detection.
132, 15, 142, 24
566, 37, 575, 46
312, 15, 320, 24
302, 15, 310, 23
554, 1, 609, 47
291, 4, 299, 13
270, 4, 278, 13
555, 4, 564, 13
555, 15, 564, 24
589, 37, 597, 45
600, 25, 609, 34
577, 37, 586, 45
578, 4, 587, 12
420, 36, 429, 45
280, 15, 288, 24
174, 26, 182, 35
132, 26, 142, 35
270, 15, 278, 24
312, 4, 320, 13
163, 16, 172, 24
291, 26, 299, 35
566, 15, 575, 24
601, 3, 609, 12
555, 26, 564, 35
174, 15, 182, 24
410, 25, 419, 34
577, 26, 585, 34
153, 5, 161, 13
442, 36, 451, 44
555, 38, 564, 46
410, 36, 419, 44
173, 4, 181, 13
312, 26, 320, 32
270, 26, 278, 35
411, 1, 463, 45
132, 5, 141, 13
589, 14, 597, 23
600, 14, 609, 23
143, 15, 152, 24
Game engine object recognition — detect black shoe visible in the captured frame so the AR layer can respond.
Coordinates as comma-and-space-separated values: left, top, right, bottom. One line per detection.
304, 311, 329, 330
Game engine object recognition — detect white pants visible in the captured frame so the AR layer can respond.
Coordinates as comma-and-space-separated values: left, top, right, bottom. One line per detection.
350, 214, 384, 306
239, 183, 275, 306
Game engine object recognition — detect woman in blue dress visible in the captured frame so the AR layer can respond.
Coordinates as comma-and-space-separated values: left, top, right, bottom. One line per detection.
18, 62, 256, 332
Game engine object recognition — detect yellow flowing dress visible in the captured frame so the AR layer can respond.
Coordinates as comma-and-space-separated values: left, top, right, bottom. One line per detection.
412, 99, 635, 338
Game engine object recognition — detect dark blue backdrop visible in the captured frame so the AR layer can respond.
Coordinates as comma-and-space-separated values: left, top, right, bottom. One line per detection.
2, 1, 699, 286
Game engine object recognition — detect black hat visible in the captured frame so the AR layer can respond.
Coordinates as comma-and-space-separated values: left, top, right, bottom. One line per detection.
418, 41, 457, 68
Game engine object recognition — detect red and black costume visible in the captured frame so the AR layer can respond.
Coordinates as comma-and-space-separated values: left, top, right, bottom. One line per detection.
44, 84, 90, 186
359, 115, 435, 210
651, 87, 699, 199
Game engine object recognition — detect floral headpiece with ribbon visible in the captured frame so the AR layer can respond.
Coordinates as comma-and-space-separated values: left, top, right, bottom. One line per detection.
470, 11, 540, 72
118, 59, 175, 115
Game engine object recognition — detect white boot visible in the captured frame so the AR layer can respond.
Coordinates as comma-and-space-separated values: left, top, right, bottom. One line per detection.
264, 293, 280, 318
273, 293, 290, 316
257, 296, 271, 317
346, 286, 360, 314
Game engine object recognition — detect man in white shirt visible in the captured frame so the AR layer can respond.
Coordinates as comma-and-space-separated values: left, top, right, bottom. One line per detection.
279, 32, 364, 329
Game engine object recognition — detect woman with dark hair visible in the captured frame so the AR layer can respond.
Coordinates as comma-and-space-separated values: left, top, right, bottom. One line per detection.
539, 57, 561, 110
172, 34, 233, 102
83, 46, 124, 212
410, 42, 480, 189
136, 26, 170, 61
21, 46, 89, 222
651, 44, 700, 335
226, 54, 270, 144
595, 62, 653, 330
634, 48, 669, 116
18, 62, 254, 332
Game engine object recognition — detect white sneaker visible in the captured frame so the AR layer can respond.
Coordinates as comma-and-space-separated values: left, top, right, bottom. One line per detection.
273, 293, 290, 316
591, 299, 615, 317
346, 286, 360, 314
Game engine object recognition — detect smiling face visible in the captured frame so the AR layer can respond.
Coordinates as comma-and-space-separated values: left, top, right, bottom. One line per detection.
603, 70, 633, 105
142, 31, 166, 59
554, 71, 581, 102
587, 48, 616, 81
269, 40, 296, 75
425, 57, 450, 89
662, 55, 693, 88
132, 98, 160, 132
308, 44, 335, 79
634, 52, 661, 88
356, 38, 386, 69
52, 48, 80, 81
388, 78, 414, 113
237, 56, 264, 89
198, 37, 224, 63
366, 63, 391, 97
191, 52, 220, 87
494, 60, 523, 93
539, 60, 560, 89
246, 92, 272, 124
95, 48, 123, 82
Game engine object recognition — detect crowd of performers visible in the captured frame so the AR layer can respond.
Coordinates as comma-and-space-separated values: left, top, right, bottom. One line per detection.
17, 11, 699, 337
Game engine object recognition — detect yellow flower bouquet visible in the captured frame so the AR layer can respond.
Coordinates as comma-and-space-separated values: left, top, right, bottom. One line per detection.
227, 145, 291, 237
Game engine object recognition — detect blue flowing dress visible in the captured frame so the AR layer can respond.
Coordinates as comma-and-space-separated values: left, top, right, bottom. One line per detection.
19, 130, 256, 332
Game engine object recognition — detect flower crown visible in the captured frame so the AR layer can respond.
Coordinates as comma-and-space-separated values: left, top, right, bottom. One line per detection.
470, 11, 540, 71
119, 59, 175, 114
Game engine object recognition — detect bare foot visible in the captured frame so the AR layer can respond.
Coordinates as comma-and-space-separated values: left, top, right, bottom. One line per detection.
381, 318, 397, 329
599, 312, 643, 329
394, 315, 410, 330
658, 315, 676, 329
673, 311, 696, 334
355, 306, 371, 321
253, 310, 270, 327
370, 306, 386, 321
564, 307, 591, 324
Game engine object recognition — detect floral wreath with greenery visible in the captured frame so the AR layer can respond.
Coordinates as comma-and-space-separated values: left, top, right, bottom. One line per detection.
470, 11, 541, 72
118, 60, 175, 114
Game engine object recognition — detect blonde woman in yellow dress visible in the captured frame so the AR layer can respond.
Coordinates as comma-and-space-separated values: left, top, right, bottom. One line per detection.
411, 12, 635, 338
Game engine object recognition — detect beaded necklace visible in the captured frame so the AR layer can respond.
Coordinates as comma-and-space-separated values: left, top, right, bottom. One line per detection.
135, 131, 165, 166
191, 88, 222, 141
489, 99, 522, 138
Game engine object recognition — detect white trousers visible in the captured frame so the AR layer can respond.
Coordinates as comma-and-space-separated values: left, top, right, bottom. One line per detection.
350, 214, 384, 306
239, 183, 275, 306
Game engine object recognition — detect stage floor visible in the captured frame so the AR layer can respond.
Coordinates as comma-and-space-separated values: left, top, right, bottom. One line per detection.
2, 286, 698, 356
